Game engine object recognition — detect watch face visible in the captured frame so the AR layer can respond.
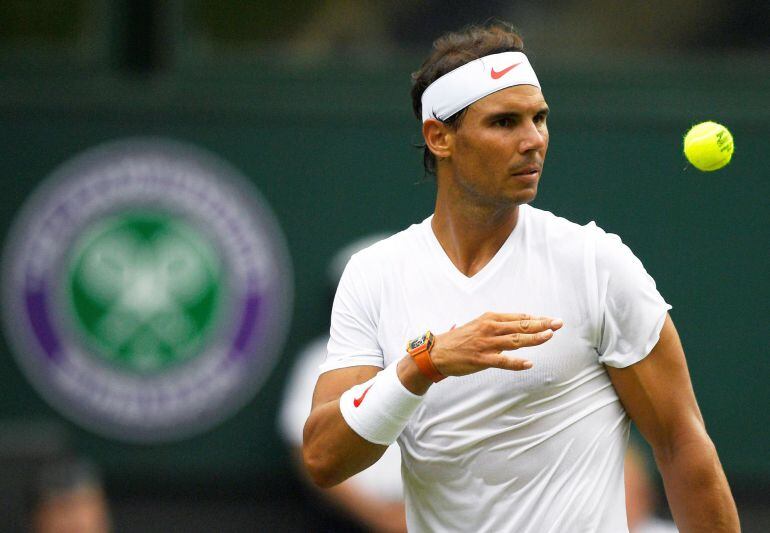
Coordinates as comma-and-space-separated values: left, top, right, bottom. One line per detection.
408, 335, 427, 351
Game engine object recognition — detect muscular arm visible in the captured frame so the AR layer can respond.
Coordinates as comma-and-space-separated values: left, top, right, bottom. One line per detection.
607, 314, 740, 532
303, 313, 561, 488
302, 357, 434, 487
302, 365, 385, 488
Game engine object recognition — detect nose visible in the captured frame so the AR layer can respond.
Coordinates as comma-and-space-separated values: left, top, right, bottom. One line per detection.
518, 120, 548, 154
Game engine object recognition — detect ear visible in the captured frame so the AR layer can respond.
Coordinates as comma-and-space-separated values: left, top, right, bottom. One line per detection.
422, 118, 453, 160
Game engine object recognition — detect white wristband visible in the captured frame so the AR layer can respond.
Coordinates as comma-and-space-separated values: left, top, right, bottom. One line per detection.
339, 361, 423, 445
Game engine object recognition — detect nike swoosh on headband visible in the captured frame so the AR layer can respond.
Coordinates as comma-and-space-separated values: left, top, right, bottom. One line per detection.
490, 62, 522, 79
420, 51, 541, 122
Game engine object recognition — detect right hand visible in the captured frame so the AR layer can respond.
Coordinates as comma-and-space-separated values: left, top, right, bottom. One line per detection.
430, 312, 563, 377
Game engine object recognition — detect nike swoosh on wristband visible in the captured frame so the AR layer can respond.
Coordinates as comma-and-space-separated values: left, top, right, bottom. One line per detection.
490, 62, 522, 79
353, 384, 374, 407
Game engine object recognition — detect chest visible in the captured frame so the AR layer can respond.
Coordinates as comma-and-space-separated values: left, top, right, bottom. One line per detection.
376, 256, 599, 398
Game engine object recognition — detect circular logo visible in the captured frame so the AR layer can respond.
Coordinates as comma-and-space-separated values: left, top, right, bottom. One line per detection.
2, 138, 292, 442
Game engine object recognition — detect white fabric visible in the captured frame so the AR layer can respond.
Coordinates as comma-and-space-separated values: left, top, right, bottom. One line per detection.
277, 336, 404, 501
421, 51, 541, 122
322, 204, 671, 533
339, 361, 424, 445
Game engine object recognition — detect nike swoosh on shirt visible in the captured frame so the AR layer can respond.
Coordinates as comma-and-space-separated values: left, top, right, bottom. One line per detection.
490, 62, 522, 79
353, 384, 374, 407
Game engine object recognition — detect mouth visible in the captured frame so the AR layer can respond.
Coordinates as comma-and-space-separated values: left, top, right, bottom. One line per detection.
510, 164, 541, 182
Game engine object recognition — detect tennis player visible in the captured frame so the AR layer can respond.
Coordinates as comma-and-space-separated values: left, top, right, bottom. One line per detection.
303, 22, 739, 532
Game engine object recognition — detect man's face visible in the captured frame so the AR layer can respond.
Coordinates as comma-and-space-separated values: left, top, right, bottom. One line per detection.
445, 85, 549, 207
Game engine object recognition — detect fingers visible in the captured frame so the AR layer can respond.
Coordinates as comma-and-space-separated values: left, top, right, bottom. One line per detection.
483, 312, 533, 323
444, 312, 564, 375
487, 327, 556, 352
481, 329, 554, 371
486, 352, 533, 371
491, 317, 563, 335
514, 329, 554, 348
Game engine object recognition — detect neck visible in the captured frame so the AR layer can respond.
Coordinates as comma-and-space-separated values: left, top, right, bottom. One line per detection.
431, 185, 520, 278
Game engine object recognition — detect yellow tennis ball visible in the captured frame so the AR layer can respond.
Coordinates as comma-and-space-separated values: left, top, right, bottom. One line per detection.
683, 121, 734, 171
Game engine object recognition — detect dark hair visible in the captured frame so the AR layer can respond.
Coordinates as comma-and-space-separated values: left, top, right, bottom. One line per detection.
410, 22, 526, 176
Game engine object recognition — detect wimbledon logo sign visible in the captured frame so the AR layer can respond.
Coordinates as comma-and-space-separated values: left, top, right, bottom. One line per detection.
2, 138, 292, 442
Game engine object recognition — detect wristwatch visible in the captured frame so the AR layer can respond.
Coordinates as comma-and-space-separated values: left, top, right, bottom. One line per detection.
406, 331, 446, 382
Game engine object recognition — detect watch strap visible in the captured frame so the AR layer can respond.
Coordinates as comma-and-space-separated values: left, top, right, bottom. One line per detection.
407, 331, 446, 383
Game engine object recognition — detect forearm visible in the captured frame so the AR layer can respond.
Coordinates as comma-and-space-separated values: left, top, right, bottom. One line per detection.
302, 399, 387, 488
303, 356, 432, 487
303, 312, 552, 488
655, 435, 739, 532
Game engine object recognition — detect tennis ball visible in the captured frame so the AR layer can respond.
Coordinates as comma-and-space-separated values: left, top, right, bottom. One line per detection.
683, 121, 734, 171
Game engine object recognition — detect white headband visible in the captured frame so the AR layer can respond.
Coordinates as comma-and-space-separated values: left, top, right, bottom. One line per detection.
420, 51, 541, 122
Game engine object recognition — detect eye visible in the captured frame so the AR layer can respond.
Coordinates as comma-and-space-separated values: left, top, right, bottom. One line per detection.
495, 117, 515, 128
534, 112, 548, 124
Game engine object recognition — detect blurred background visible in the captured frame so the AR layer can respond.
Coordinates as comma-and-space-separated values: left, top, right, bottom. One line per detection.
1, 1, 768, 532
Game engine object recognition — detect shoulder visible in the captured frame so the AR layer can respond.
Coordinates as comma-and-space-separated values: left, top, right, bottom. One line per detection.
352, 220, 424, 259
334, 220, 426, 309
523, 204, 617, 254
346, 219, 426, 274
523, 205, 644, 282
